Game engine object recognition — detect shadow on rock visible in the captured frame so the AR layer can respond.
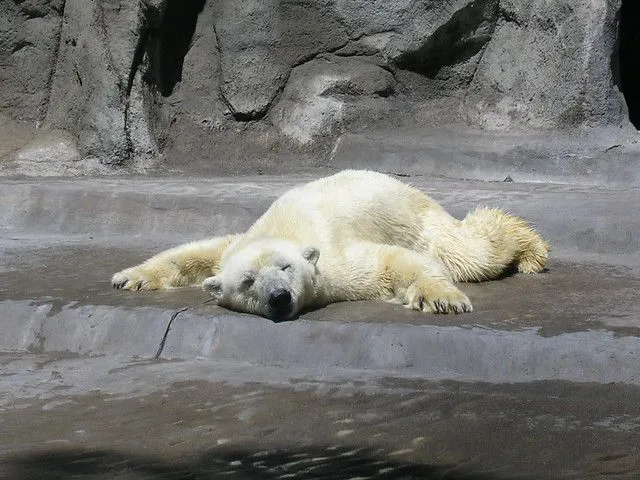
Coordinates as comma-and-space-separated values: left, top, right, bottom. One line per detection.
3, 445, 512, 479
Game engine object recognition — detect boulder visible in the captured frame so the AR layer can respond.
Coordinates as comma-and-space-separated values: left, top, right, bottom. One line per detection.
272, 55, 394, 144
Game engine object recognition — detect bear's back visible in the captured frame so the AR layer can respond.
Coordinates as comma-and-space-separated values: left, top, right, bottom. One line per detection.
243, 170, 443, 250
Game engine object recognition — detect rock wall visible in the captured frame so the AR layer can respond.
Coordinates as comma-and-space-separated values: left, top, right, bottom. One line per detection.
0, 0, 637, 174
467, 0, 626, 129
0, 0, 63, 122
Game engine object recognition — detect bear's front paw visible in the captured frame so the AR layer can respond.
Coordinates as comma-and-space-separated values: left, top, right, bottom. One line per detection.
111, 268, 160, 291
405, 280, 472, 314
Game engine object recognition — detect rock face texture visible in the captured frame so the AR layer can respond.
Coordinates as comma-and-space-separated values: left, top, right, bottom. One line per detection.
0, 0, 637, 174
467, 1, 625, 130
44, 0, 156, 164
0, 0, 63, 122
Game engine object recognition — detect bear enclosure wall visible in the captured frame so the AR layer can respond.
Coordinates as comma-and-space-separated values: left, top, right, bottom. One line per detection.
0, 0, 637, 173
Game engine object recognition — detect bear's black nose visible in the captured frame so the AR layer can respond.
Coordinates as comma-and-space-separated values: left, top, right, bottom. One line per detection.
268, 289, 292, 313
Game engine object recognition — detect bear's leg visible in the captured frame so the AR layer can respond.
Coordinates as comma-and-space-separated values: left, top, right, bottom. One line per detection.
344, 243, 472, 314
426, 207, 550, 282
111, 235, 239, 290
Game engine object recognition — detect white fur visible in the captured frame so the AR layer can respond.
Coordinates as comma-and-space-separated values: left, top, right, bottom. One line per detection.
112, 170, 549, 318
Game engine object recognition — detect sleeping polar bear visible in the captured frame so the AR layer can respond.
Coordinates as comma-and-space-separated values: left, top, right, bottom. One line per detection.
112, 170, 549, 320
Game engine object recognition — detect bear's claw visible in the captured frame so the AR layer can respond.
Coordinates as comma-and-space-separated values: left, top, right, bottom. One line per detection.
111, 270, 147, 291
413, 297, 472, 314
405, 281, 473, 314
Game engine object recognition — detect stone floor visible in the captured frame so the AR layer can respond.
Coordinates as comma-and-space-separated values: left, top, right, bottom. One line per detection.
2, 353, 640, 480
1, 174, 639, 479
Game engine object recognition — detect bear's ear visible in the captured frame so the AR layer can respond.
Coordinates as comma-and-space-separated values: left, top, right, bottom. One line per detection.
302, 246, 320, 266
203, 276, 223, 300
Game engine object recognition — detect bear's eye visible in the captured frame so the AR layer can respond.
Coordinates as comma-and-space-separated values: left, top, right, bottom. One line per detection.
242, 273, 255, 288
281, 264, 291, 272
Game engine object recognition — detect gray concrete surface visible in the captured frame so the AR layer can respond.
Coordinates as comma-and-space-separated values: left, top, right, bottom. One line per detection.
2, 353, 640, 479
330, 127, 640, 186
3, 174, 639, 263
2, 174, 640, 478
2, 175, 639, 375
2, 246, 640, 384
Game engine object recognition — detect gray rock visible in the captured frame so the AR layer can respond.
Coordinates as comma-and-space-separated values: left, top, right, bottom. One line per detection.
391, 0, 499, 90
44, 0, 130, 164
466, 0, 627, 129
0, 0, 63, 122
0, 128, 117, 176
43, 0, 158, 166
272, 55, 395, 144
213, 0, 349, 120
0, 0, 636, 172
7, 129, 79, 173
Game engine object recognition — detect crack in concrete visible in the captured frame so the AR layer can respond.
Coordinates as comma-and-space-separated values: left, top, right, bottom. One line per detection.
154, 298, 216, 359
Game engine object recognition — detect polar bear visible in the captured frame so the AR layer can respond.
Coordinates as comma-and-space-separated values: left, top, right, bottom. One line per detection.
112, 170, 549, 320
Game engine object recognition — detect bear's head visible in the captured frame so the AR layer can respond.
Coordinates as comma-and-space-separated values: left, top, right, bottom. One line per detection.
203, 239, 319, 320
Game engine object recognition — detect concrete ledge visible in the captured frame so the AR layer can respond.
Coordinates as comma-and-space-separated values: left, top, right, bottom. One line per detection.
331, 128, 640, 186
2, 299, 640, 385
0, 300, 168, 359
2, 175, 640, 385
2, 176, 639, 265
